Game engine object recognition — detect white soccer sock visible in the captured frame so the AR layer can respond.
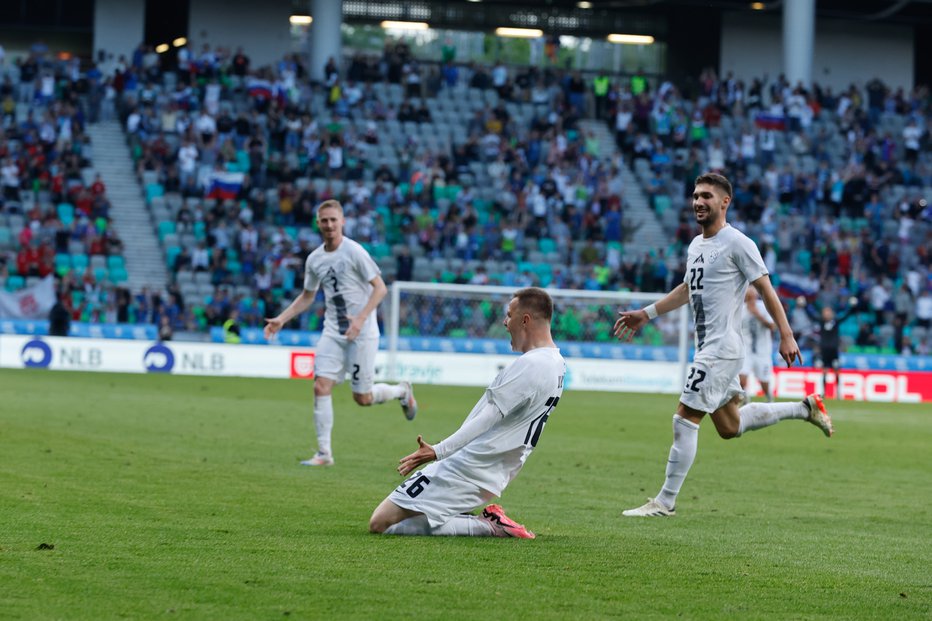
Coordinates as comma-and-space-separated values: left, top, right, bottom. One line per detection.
737, 401, 807, 436
370, 383, 406, 404
657, 414, 699, 510
314, 395, 334, 456
384, 515, 497, 537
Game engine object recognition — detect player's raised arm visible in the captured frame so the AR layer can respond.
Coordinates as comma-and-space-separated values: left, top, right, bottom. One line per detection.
614, 282, 689, 341
751, 275, 800, 367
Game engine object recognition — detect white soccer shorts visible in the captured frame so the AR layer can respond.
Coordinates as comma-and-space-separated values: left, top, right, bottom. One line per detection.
313, 333, 379, 393
741, 352, 773, 383
679, 355, 744, 414
748, 354, 773, 383
388, 461, 496, 528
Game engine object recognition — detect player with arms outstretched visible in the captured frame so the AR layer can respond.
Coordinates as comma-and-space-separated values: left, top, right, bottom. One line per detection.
614, 173, 833, 517
369, 287, 565, 538
265, 200, 416, 466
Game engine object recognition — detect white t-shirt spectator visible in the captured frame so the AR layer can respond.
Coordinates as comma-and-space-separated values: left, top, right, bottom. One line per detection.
916, 292, 932, 323
903, 123, 922, 151
178, 143, 198, 174
1, 160, 19, 189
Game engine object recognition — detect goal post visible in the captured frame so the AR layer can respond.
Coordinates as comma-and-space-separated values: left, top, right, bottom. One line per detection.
386, 281, 691, 392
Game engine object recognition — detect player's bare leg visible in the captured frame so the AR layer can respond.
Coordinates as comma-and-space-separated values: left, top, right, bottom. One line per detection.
354, 383, 417, 420
370, 497, 502, 537
759, 381, 773, 402
369, 498, 421, 533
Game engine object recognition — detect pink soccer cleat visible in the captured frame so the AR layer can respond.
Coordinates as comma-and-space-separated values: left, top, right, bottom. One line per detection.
481, 504, 536, 539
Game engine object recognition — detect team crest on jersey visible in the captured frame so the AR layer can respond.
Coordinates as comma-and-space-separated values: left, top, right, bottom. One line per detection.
707, 248, 721, 264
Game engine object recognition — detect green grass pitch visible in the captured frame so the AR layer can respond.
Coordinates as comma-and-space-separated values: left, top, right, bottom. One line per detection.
1, 369, 930, 619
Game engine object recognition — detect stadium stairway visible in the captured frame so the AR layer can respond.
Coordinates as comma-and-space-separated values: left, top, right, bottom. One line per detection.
86, 121, 168, 292
579, 119, 668, 259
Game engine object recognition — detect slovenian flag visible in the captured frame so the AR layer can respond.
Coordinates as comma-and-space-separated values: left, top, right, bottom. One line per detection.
207, 171, 245, 200
247, 78, 273, 100
776, 272, 819, 301
754, 113, 786, 131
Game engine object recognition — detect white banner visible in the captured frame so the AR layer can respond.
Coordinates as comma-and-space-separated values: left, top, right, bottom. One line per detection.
0, 275, 56, 319
0, 335, 314, 379
375, 351, 683, 394
0, 335, 682, 393
3, 335, 929, 401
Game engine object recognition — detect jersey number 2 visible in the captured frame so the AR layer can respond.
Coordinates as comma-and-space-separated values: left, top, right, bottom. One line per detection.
685, 367, 707, 392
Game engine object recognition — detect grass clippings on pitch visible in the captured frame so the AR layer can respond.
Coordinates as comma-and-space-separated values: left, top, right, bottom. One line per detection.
0, 369, 929, 620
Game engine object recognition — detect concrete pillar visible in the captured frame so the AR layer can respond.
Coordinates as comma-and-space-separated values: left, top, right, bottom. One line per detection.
783, 0, 815, 88
93, 0, 145, 68
309, 0, 342, 82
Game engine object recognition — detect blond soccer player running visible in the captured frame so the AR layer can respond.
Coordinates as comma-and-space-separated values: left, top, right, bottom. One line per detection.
369, 287, 566, 538
264, 200, 416, 467
614, 173, 833, 517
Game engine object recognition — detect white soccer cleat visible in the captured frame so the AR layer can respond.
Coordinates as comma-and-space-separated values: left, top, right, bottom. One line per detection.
300, 452, 334, 467
399, 382, 417, 421
622, 497, 676, 517
804, 394, 833, 437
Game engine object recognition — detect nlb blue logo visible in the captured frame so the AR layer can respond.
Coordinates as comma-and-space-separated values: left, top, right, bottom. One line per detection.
21, 339, 52, 368
144, 343, 175, 373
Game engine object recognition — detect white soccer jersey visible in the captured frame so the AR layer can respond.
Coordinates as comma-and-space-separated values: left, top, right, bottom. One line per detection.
304, 237, 381, 339
742, 299, 774, 358
443, 347, 566, 496
685, 224, 768, 359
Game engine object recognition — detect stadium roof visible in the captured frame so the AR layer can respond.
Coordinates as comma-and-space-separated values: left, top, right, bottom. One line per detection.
389, 0, 932, 29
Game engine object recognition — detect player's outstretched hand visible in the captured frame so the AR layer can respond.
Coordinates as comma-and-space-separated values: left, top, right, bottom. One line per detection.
779, 333, 802, 367
263, 317, 283, 341
613, 309, 648, 342
398, 435, 436, 477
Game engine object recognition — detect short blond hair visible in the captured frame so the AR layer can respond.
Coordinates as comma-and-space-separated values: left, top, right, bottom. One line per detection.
316, 200, 344, 217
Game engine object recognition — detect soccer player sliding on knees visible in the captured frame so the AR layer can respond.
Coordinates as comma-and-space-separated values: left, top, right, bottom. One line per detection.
369, 288, 565, 538
613, 173, 833, 517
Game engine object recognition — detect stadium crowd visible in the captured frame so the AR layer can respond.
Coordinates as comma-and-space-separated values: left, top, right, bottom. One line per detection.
0, 39, 930, 356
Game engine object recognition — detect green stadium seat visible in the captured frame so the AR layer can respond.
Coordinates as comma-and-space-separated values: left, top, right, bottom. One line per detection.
107, 255, 125, 270
538, 238, 557, 254
6, 274, 25, 291
109, 266, 128, 283
57, 203, 75, 225
93, 267, 108, 283
146, 183, 164, 202
72, 253, 89, 272
158, 220, 176, 240
166, 245, 181, 269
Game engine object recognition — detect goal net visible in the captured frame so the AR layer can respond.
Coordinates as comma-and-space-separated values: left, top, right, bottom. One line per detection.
385, 282, 692, 392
